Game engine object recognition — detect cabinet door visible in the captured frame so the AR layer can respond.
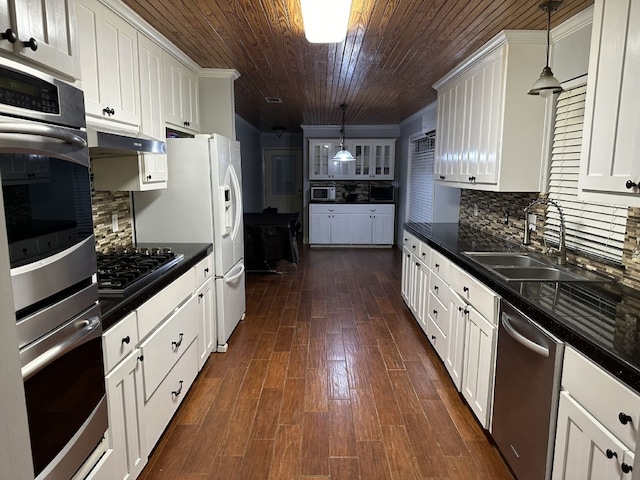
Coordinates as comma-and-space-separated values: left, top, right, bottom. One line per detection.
0, 2, 11, 54
461, 304, 496, 429
77, 0, 140, 127
553, 392, 634, 480
13, 0, 79, 79
196, 277, 215, 370
105, 350, 147, 480
474, 51, 502, 185
447, 292, 467, 391
330, 214, 352, 243
141, 154, 168, 186
182, 68, 199, 132
309, 213, 332, 244
351, 141, 372, 178
350, 213, 373, 244
579, 0, 640, 205
309, 141, 332, 178
435, 86, 457, 182
138, 34, 165, 141
371, 213, 394, 244
163, 52, 198, 132
415, 261, 430, 332
401, 247, 413, 304
372, 140, 395, 179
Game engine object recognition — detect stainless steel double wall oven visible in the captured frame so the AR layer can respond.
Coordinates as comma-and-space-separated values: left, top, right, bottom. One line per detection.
0, 57, 107, 480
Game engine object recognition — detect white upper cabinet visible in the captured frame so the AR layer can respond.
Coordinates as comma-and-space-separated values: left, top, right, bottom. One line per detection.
434, 31, 547, 191
579, 0, 640, 206
138, 33, 165, 141
308, 139, 395, 180
77, 0, 140, 131
163, 51, 200, 133
1, 0, 80, 79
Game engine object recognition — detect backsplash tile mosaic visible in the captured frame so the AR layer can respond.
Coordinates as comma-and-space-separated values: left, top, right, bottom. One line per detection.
459, 190, 640, 290
91, 178, 133, 252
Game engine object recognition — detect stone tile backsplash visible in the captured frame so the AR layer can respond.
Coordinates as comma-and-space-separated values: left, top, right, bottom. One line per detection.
459, 190, 640, 290
91, 177, 134, 252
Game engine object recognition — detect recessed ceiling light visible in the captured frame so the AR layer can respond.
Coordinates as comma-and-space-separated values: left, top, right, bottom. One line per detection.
265, 97, 283, 104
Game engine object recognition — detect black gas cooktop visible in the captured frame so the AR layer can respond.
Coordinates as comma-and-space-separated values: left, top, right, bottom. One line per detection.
97, 247, 184, 297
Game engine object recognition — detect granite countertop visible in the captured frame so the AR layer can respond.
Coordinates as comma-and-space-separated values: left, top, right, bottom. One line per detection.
404, 222, 640, 394
99, 243, 213, 332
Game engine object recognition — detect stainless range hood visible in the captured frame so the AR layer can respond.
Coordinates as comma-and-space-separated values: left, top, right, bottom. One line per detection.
87, 129, 166, 157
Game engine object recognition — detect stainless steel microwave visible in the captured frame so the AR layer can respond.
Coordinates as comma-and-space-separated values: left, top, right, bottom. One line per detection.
311, 186, 336, 201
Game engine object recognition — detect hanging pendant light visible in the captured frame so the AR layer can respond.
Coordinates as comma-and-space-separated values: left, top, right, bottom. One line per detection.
528, 0, 563, 98
332, 103, 355, 162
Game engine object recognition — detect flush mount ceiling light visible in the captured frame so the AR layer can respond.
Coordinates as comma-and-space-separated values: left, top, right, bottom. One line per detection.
300, 0, 353, 43
331, 103, 355, 162
528, 0, 563, 97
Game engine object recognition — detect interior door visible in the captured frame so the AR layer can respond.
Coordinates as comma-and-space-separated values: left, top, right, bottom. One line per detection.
264, 148, 302, 213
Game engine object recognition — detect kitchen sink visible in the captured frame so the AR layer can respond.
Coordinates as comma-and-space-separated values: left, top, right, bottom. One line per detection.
463, 251, 612, 283
463, 252, 546, 267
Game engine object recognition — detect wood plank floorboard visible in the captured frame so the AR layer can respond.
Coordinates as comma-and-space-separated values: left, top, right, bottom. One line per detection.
140, 246, 514, 480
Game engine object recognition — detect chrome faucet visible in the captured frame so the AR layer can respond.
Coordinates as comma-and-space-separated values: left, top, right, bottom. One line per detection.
523, 197, 566, 266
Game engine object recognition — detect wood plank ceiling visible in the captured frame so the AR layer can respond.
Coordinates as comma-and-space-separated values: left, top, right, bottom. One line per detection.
121, 0, 594, 132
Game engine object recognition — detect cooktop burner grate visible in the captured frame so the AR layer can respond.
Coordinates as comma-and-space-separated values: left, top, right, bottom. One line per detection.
97, 247, 184, 297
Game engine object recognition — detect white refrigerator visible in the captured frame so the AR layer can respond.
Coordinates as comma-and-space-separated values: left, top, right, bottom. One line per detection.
133, 133, 245, 351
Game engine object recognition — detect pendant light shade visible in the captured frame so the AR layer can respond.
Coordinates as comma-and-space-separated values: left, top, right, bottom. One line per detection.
332, 104, 355, 162
528, 0, 563, 97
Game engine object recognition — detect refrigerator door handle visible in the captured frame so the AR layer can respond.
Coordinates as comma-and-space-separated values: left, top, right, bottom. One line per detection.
229, 164, 243, 242
225, 263, 245, 283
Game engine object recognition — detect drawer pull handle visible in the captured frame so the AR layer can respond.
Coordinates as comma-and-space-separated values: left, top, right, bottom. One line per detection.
121, 335, 131, 345
433, 309, 437, 315
619, 412, 632, 425
622, 463, 633, 474
204, 268, 210, 273
431, 335, 436, 340
172, 333, 184, 348
433, 285, 438, 292
606, 449, 617, 459
434, 263, 439, 269
171, 380, 184, 397
463, 286, 469, 293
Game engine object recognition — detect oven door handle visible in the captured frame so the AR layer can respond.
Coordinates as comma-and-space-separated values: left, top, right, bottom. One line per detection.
0, 122, 88, 148
21, 316, 101, 381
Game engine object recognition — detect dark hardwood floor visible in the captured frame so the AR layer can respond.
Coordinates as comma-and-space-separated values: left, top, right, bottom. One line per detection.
139, 246, 515, 480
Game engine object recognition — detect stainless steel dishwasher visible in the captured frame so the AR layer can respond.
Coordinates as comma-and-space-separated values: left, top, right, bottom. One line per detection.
492, 300, 564, 480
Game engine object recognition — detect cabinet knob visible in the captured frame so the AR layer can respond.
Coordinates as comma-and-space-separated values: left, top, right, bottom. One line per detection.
622, 463, 633, 474
198, 293, 204, 299
468, 176, 476, 182
431, 335, 436, 340
121, 335, 131, 345
415, 262, 420, 267
433, 285, 438, 292
1, 28, 17, 43
22, 37, 37, 51
138, 355, 144, 362
606, 449, 617, 459
625, 180, 638, 190
439, 175, 445, 180
463, 286, 469, 293
434, 263, 439, 269
147, 175, 152, 180
184, 121, 190, 127
433, 309, 437, 315
102, 107, 115, 116
619, 412, 632, 425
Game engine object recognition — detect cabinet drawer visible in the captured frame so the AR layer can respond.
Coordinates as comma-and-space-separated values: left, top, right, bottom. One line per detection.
418, 242, 431, 265
402, 230, 420, 254
139, 294, 199, 400
103, 311, 138, 373
309, 204, 343, 215
562, 346, 640, 450
428, 292, 449, 335
137, 268, 196, 339
429, 271, 451, 310
426, 315, 447, 360
449, 263, 499, 323
348, 204, 395, 215
144, 338, 198, 450
194, 254, 213, 286
429, 249, 450, 282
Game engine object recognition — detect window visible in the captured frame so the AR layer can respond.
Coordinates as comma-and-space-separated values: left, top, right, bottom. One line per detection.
546, 85, 627, 263
406, 131, 435, 223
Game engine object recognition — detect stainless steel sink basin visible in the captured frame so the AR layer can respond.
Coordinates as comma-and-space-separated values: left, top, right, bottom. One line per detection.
463, 252, 546, 267
463, 251, 612, 283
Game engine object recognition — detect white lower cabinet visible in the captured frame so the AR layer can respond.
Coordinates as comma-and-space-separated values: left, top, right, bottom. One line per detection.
400, 231, 499, 430
309, 204, 395, 245
105, 349, 147, 480
553, 347, 639, 479
102, 253, 215, 479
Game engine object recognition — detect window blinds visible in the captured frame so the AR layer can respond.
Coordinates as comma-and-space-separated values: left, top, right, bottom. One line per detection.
406, 131, 435, 223
546, 85, 627, 263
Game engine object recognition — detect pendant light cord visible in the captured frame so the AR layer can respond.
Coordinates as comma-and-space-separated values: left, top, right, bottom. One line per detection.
339, 103, 347, 150
545, 5, 551, 68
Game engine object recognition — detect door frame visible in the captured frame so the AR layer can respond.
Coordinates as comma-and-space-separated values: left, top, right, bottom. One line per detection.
262, 147, 303, 213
